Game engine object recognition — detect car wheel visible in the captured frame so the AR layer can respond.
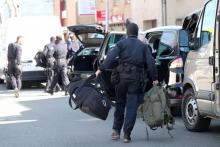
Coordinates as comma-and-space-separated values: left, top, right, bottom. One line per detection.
0, 78, 4, 84
182, 88, 211, 132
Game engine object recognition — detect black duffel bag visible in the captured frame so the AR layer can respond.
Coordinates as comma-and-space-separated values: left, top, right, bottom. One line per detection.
96, 70, 116, 101
67, 74, 112, 120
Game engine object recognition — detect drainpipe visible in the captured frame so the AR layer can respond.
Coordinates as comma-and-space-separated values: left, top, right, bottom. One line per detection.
105, 0, 109, 31
164, 0, 167, 25
161, 0, 167, 26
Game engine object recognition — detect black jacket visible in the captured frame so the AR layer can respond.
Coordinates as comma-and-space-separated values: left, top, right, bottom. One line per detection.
7, 43, 22, 65
99, 36, 158, 81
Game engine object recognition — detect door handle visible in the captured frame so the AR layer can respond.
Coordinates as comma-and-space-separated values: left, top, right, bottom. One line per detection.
209, 56, 214, 65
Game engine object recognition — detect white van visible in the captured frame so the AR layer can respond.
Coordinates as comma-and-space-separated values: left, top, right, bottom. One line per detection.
0, 16, 63, 88
181, 0, 220, 131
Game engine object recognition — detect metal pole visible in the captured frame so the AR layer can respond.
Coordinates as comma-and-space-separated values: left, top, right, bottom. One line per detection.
164, 0, 167, 25
161, 0, 167, 26
161, 0, 164, 26
105, 0, 109, 31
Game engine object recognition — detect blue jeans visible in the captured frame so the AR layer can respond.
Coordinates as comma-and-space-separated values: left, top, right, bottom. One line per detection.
113, 80, 144, 136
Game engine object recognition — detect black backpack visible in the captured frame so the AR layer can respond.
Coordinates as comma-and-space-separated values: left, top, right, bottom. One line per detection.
34, 51, 47, 68
67, 74, 112, 120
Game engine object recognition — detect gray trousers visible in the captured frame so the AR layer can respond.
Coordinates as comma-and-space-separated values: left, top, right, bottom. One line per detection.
50, 61, 70, 90
8, 63, 22, 90
46, 68, 61, 90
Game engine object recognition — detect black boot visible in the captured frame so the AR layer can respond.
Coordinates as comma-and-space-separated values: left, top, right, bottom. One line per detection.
48, 89, 54, 95
123, 134, 131, 143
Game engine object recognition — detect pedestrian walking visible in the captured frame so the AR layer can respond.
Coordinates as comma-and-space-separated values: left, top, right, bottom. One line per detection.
43, 36, 61, 92
48, 35, 70, 95
95, 23, 158, 143
7, 35, 23, 98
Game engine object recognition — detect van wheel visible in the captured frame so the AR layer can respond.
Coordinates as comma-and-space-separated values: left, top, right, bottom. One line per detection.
182, 88, 211, 132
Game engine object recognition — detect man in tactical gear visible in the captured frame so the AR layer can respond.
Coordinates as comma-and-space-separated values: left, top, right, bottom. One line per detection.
43, 36, 61, 92
96, 23, 158, 143
48, 36, 70, 95
7, 35, 23, 98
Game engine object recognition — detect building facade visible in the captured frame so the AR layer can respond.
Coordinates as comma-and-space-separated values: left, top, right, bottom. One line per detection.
96, 0, 131, 31
53, 0, 96, 26
131, 0, 204, 31
53, 0, 204, 30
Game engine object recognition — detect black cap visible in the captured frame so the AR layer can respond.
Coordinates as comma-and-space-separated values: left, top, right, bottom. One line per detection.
126, 23, 139, 37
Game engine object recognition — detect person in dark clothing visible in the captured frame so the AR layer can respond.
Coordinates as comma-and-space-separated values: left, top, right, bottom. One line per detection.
7, 35, 23, 98
120, 17, 135, 40
43, 36, 61, 92
95, 23, 158, 143
48, 35, 70, 95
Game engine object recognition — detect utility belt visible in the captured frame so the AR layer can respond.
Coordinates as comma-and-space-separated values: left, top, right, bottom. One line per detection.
55, 58, 67, 65
111, 62, 146, 85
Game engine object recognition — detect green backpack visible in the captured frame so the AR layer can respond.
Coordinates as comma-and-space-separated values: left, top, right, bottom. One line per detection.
139, 86, 175, 139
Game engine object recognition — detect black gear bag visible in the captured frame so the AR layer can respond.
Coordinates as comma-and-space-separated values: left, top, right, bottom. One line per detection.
67, 74, 112, 120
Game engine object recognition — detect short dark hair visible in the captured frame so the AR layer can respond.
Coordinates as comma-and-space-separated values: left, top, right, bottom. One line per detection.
55, 35, 63, 44
16, 35, 23, 41
126, 23, 139, 37
50, 36, 55, 42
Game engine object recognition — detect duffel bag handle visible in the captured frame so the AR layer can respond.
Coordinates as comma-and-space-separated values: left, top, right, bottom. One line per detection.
69, 74, 97, 110
77, 74, 96, 92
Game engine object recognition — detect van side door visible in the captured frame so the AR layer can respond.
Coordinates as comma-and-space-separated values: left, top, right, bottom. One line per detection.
215, 0, 220, 116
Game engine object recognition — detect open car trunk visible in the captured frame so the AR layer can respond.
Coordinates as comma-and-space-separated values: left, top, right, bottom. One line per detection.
67, 25, 105, 73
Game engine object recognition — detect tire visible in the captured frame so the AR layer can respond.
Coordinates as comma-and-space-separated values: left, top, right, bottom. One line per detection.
0, 78, 4, 84
182, 88, 211, 132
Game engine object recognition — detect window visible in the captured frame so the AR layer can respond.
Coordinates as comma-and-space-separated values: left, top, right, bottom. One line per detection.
143, 20, 157, 30
194, 0, 218, 50
105, 34, 123, 53
157, 31, 178, 56
176, 18, 183, 26
78, 47, 100, 56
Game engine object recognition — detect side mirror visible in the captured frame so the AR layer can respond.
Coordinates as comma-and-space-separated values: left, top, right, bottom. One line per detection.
201, 31, 211, 45
179, 29, 190, 52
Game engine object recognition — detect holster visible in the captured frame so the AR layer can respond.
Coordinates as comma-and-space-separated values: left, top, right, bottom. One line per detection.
111, 68, 120, 85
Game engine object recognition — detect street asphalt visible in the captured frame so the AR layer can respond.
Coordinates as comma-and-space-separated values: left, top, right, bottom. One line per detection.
0, 84, 220, 147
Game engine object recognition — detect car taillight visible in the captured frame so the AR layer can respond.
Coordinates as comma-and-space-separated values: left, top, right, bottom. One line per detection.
170, 57, 183, 68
